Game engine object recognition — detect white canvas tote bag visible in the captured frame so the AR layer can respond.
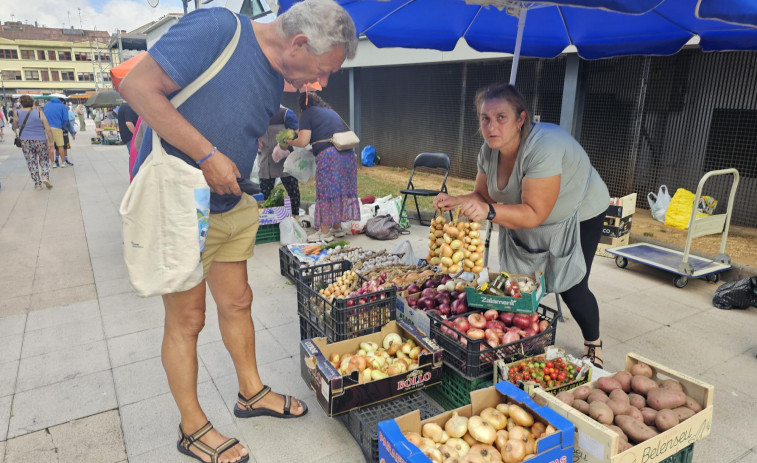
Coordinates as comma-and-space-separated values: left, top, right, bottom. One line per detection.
120, 16, 240, 297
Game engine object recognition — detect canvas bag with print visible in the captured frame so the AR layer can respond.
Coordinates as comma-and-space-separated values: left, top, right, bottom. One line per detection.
119, 16, 241, 297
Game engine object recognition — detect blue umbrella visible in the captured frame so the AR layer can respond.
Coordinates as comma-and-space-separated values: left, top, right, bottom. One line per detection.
696, 0, 757, 27
279, 0, 757, 83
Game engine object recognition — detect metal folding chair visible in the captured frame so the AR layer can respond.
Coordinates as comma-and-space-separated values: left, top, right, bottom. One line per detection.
399, 153, 453, 226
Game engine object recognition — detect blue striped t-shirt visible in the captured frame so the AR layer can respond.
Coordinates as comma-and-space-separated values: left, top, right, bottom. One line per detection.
135, 7, 284, 213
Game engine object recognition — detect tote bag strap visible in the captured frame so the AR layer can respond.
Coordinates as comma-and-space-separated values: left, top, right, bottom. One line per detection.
151, 14, 242, 164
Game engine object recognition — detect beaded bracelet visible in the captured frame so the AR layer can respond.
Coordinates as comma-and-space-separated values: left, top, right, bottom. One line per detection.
197, 147, 218, 165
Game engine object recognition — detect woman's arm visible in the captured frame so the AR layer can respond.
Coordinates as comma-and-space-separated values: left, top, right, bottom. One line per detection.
433, 173, 491, 210
286, 129, 311, 148
12, 110, 18, 132
460, 175, 561, 229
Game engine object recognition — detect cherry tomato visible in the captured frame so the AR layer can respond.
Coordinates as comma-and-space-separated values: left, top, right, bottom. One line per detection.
545, 361, 554, 369
558, 372, 566, 381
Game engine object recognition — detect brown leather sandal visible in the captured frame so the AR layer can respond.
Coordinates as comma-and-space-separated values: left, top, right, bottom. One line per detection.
234, 385, 308, 419
177, 421, 249, 463
583, 341, 604, 369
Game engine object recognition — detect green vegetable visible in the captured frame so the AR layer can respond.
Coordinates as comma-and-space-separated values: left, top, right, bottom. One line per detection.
275, 128, 297, 148
324, 240, 350, 249
262, 187, 285, 207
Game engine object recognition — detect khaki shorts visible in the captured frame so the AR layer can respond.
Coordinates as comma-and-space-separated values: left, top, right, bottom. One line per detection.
201, 194, 260, 278
51, 128, 65, 148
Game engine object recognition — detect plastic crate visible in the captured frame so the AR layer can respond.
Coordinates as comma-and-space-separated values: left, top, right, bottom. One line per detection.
424, 362, 493, 410
428, 304, 558, 377
279, 245, 300, 282
298, 314, 324, 340
295, 260, 396, 342
255, 224, 280, 244
338, 392, 444, 463
660, 444, 695, 463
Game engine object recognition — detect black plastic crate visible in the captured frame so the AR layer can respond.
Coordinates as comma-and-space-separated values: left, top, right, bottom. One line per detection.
424, 362, 493, 410
428, 304, 558, 377
295, 260, 396, 342
338, 391, 444, 463
298, 314, 325, 340
279, 245, 299, 282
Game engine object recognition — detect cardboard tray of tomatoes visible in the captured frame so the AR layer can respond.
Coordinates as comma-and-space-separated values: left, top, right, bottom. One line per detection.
494, 346, 593, 396
427, 305, 558, 377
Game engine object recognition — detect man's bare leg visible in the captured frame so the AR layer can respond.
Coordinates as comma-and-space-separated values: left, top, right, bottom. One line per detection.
162, 282, 248, 463
207, 261, 305, 415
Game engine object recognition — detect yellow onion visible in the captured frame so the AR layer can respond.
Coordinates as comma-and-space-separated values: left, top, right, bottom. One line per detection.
444, 412, 468, 438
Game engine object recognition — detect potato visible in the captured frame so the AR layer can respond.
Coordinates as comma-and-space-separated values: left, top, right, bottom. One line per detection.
628, 393, 646, 409
615, 415, 659, 444
684, 396, 703, 413
631, 375, 659, 395
630, 363, 654, 378
609, 389, 629, 404
660, 379, 683, 391
606, 424, 628, 442
618, 440, 634, 452
588, 401, 614, 424
640, 407, 658, 426
654, 409, 680, 431
672, 406, 697, 421
613, 371, 633, 393
573, 385, 592, 401
587, 389, 610, 404
572, 400, 590, 415
606, 399, 630, 416
597, 377, 623, 394
624, 406, 644, 422
556, 391, 575, 406
646, 389, 686, 411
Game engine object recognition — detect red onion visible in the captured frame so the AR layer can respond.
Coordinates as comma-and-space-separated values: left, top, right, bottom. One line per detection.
435, 293, 451, 306
451, 299, 468, 315
538, 320, 550, 332
450, 290, 462, 300
501, 331, 520, 344
456, 291, 467, 301
423, 278, 438, 289
522, 327, 537, 337
406, 283, 421, 295
406, 297, 418, 307
511, 314, 532, 330
499, 312, 515, 325
421, 287, 437, 299
439, 274, 453, 285
417, 296, 435, 311
486, 320, 505, 331
437, 303, 451, 316
529, 312, 540, 324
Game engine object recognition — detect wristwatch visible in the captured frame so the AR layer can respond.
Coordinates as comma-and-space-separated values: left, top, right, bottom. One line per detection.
486, 203, 496, 221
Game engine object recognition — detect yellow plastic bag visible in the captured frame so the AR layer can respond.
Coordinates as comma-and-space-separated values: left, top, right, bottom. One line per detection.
664, 188, 709, 229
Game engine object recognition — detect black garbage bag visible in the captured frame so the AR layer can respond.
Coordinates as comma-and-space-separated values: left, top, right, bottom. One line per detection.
712, 276, 757, 310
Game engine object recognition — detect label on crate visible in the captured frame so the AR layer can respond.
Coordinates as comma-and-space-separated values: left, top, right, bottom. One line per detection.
395, 370, 434, 393
577, 432, 604, 461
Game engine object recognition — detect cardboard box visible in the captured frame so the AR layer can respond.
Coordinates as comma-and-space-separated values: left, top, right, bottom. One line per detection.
595, 234, 630, 258
378, 381, 575, 463
395, 296, 430, 336
494, 346, 593, 396
299, 320, 443, 416
466, 271, 545, 314
602, 216, 632, 238
533, 353, 714, 463
258, 197, 291, 225
605, 193, 637, 219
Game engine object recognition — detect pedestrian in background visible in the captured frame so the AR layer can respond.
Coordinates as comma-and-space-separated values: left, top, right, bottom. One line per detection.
13, 95, 55, 190
258, 106, 301, 217
42, 97, 70, 168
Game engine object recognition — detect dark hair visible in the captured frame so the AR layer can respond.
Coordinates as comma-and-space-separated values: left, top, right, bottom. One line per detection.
298, 92, 331, 112
19, 95, 34, 108
474, 84, 532, 141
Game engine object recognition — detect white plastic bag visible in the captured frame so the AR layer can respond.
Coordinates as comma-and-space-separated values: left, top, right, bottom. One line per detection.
373, 195, 409, 228
283, 147, 316, 183
647, 185, 671, 223
279, 217, 308, 245
272, 144, 290, 163
391, 239, 417, 266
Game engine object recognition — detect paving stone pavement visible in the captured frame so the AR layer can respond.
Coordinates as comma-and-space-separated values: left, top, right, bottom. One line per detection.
1, 133, 756, 462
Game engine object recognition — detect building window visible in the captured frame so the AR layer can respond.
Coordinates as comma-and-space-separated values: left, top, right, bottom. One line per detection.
100, 72, 112, 82
77, 72, 95, 82
24, 70, 40, 80
21, 50, 36, 60
51, 71, 60, 81
1, 70, 22, 80
0, 49, 19, 59
98, 53, 110, 62
61, 71, 75, 81
75, 52, 90, 61
37, 50, 45, 60
48, 50, 56, 60
41, 70, 50, 81
58, 51, 72, 61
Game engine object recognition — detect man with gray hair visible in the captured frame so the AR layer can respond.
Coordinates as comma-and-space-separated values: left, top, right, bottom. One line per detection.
119, 2, 356, 462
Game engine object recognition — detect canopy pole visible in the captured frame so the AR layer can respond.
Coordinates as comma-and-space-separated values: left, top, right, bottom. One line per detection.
509, 5, 527, 85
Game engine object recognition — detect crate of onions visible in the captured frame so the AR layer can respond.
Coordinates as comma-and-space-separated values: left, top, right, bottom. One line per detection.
377, 380, 574, 463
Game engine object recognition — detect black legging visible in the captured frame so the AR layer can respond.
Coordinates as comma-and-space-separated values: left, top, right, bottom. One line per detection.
559, 209, 607, 341
260, 176, 300, 217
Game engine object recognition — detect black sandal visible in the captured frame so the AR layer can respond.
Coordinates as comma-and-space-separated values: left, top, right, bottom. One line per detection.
234, 385, 308, 419
177, 421, 249, 463
583, 341, 604, 369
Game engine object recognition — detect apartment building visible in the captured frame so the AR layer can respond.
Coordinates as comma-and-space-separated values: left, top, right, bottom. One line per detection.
0, 21, 115, 101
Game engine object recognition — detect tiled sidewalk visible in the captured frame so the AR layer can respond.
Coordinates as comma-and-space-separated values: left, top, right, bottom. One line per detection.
0, 135, 756, 462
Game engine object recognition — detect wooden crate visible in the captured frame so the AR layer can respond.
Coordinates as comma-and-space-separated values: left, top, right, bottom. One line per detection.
533, 353, 713, 463
595, 234, 630, 258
